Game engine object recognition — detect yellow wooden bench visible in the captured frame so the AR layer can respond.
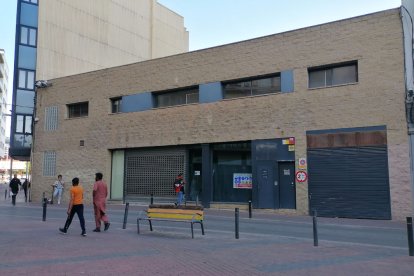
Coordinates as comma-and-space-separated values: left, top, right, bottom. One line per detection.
137, 204, 205, 239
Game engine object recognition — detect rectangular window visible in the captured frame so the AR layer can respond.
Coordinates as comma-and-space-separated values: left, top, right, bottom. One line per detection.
45, 106, 58, 131
155, 88, 199, 108
223, 75, 281, 99
22, 0, 38, 4
43, 151, 56, 177
20, 26, 37, 46
15, 114, 33, 134
18, 69, 35, 89
308, 61, 358, 89
111, 97, 122, 113
67, 102, 88, 118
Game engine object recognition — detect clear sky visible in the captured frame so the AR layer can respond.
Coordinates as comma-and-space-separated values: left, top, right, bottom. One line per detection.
0, 0, 402, 121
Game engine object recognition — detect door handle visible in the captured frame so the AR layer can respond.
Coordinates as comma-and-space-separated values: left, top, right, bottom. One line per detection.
274, 181, 278, 186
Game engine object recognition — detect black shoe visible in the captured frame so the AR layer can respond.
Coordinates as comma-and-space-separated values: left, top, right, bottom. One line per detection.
104, 223, 110, 231
59, 228, 67, 235
92, 228, 101, 232
81, 231, 87, 237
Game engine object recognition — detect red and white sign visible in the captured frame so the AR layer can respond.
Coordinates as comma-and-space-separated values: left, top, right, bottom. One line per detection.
295, 171, 308, 182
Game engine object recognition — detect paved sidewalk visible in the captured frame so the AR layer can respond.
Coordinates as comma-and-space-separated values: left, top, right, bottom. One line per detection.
0, 186, 413, 275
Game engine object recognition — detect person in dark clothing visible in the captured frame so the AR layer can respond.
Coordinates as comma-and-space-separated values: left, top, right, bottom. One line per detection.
22, 179, 29, 202
9, 174, 21, 206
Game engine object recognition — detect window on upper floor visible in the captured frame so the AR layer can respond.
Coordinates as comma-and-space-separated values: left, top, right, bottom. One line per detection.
308, 61, 358, 89
67, 102, 88, 118
18, 69, 35, 89
45, 106, 58, 131
223, 74, 281, 99
22, 0, 38, 4
154, 87, 199, 108
111, 97, 122, 113
20, 26, 37, 47
15, 114, 32, 134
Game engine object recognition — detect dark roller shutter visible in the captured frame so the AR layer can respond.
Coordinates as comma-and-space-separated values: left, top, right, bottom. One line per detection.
308, 146, 391, 219
307, 127, 391, 220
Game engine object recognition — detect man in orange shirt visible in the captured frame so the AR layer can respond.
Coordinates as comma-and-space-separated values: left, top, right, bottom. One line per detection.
59, 177, 86, 236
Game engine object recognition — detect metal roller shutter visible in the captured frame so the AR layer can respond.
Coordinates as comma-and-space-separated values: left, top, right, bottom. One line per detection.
308, 146, 391, 219
124, 147, 186, 198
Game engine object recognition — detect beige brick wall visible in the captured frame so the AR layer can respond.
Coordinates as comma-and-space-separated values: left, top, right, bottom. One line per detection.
33, 9, 412, 219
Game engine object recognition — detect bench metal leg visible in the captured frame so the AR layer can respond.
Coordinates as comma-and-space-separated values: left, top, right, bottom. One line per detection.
137, 218, 140, 234
149, 220, 153, 231
191, 222, 194, 239
200, 221, 205, 235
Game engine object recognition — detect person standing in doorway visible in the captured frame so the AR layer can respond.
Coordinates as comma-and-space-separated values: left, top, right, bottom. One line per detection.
9, 174, 21, 206
174, 173, 185, 206
53, 175, 65, 205
59, 177, 86, 236
92, 172, 110, 232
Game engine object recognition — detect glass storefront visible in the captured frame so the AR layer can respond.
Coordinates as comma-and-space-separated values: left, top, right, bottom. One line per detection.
212, 142, 252, 202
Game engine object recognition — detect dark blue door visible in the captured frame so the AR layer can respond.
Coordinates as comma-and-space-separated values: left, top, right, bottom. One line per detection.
278, 162, 296, 209
256, 162, 277, 208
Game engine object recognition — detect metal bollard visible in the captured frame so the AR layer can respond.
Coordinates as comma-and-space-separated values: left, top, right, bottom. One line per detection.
42, 196, 47, 221
196, 195, 199, 206
4, 189, 7, 200
50, 186, 54, 204
407, 217, 414, 256
150, 193, 154, 205
235, 208, 239, 239
123, 202, 130, 229
313, 210, 318, 246
248, 200, 252, 218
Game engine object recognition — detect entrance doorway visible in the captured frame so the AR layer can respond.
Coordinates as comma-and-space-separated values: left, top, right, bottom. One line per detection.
278, 162, 296, 209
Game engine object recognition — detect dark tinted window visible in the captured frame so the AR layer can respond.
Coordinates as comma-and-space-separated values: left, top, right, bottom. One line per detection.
67, 102, 88, 118
224, 75, 281, 99
309, 62, 358, 89
155, 88, 199, 108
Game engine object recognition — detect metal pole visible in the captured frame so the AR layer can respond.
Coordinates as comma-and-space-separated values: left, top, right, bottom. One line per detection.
196, 195, 199, 206
313, 210, 318, 246
122, 202, 129, 229
248, 200, 252, 218
4, 189, 7, 200
235, 208, 239, 239
42, 196, 47, 221
407, 217, 414, 256
50, 186, 54, 204
150, 193, 153, 205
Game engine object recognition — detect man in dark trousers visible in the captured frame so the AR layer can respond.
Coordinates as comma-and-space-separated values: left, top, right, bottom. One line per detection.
9, 174, 21, 205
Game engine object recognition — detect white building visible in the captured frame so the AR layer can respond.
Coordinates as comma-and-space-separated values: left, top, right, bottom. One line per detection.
0, 49, 8, 158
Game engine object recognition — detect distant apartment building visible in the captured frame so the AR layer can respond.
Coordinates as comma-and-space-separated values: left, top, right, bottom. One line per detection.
0, 49, 8, 158
10, 0, 189, 160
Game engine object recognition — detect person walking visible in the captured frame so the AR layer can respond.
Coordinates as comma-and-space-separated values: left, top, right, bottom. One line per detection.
53, 175, 65, 205
92, 172, 110, 232
9, 174, 21, 206
174, 173, 185, 206
22, 179, 29, 202
59, 177, 86, 236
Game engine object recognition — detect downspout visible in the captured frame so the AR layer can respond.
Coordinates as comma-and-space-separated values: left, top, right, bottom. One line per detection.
401, 5, 414, 213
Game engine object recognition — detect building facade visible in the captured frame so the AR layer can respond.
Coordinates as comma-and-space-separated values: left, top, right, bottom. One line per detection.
0, 49, 9, 158
10, 0, 188, 160
32, 8, 413, 220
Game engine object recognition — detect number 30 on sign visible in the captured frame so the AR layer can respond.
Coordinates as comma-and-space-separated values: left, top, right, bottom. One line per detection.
295, 171, 308, 182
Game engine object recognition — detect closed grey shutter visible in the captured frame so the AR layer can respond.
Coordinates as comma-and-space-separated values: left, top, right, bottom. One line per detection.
307, 128, 391, 220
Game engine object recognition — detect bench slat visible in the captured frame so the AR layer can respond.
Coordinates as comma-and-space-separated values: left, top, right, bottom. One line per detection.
147, 208, 204, 215
148, 213, 203, 220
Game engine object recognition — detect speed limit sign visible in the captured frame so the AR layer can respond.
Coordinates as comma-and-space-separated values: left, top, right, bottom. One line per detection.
295, 171, 308, 182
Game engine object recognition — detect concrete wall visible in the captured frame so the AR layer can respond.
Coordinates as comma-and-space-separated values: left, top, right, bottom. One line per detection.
32, 9, 412, 219
36, 0, 188, 80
